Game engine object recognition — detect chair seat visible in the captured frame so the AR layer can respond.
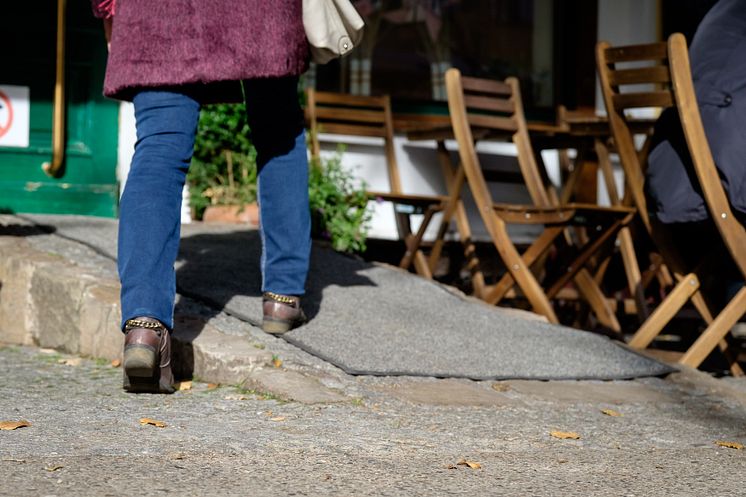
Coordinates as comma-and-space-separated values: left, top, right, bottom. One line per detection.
493, 202, 634, 225
367, 190, 448, 208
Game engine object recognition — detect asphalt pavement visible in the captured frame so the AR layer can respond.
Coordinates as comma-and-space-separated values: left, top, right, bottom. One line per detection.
1, 344, 745, 496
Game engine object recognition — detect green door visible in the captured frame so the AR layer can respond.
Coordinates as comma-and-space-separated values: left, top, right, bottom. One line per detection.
1, 2, 119, 217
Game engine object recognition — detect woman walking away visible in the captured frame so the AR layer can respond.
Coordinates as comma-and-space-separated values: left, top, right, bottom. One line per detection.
91, 0, 312, 393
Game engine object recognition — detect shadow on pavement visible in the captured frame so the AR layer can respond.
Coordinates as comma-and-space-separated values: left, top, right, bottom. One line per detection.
0, 221, 57, 237
173, 228, 377, 378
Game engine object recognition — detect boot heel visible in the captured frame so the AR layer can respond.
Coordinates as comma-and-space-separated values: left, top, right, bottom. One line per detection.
123, 346, 156, 377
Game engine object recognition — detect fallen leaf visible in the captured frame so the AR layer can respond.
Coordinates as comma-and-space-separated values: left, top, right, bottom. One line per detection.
272, 356, 283, 368
45, 465, 64, 472
59, 358, 82, 367
491, 383, 511, 392
550, 431, 581, 440
139, 418, 167, 428
207, 383, 220, 390
715, 441, 744, 450
270, 416, 286, 422
224, 395, 249, 401
38, 348, 57, 355
456, 459, 481, 469
176, 381, 192, 391
601, 409, 622, 417
111, 359, 122, 368
0, 420, 31, 431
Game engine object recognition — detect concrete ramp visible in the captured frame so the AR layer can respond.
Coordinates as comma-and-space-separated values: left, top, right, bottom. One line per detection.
22, 215, 674, 380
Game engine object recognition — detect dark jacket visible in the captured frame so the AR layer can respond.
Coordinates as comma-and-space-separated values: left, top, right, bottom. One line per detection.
646, 0, 746, 223
91, 0, 309, 102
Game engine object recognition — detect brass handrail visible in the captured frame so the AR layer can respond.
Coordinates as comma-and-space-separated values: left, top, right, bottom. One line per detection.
43, 0, 67, 177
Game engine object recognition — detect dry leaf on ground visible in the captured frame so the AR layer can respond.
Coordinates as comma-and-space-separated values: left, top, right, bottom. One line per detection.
491, 383, 511, 392
111, 359, 122, 368
456, 459, 482, 469
601, 409, 622, 417
0, 420, 31, 431
207, 383, 220, 390
176, 381, 192, 391
715, 441, 744, 450
272, 357, 283, 368
550, 431, 581, 440
45, 465, 64, 472
224, 395, 249, 401
269, 416, 286, 422
59, 358, 82, 367
139, 418, 167, 428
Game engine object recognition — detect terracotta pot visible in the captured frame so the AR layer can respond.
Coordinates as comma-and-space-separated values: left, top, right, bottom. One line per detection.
202, 203, 259, 226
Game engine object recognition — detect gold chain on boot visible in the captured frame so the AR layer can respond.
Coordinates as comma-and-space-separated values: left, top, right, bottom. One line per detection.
124, 318, 167, 335
263, 291, 297, 305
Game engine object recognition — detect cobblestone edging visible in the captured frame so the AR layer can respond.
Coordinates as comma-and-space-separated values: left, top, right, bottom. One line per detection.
0, 236, 321, 395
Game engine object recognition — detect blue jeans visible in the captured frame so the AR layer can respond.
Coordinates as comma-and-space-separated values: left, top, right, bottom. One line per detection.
118, 79, 311, 330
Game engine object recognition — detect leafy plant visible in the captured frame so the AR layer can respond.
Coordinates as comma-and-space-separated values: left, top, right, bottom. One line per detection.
189, 104, 371, 253
188, 103, 257, 219
308, 150, 371, 253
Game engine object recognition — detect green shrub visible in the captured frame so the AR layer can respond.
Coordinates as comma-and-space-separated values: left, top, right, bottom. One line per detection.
309, 150, 371, 253
189, 104, 371, 253
187, 103, 257, 219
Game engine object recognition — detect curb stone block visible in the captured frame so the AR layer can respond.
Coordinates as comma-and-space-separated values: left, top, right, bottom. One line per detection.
242, 368, 349, 404
79, 282, 123, 360
172, 314, 274, 384
30, 262, 97, 353
0, 243, 40, 345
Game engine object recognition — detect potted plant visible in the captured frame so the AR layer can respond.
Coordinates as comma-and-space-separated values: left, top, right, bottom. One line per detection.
189, 103, 371, 253
188, 103, 259, 225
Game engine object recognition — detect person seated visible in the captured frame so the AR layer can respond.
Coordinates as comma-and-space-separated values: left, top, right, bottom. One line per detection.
646, 0, 746, 309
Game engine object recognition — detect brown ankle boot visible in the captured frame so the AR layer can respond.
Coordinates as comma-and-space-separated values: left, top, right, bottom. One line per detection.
123, 317, 175, 393
262, 292, 307, 334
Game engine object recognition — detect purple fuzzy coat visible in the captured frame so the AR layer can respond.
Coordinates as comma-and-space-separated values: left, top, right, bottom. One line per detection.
92, 0, 309, 102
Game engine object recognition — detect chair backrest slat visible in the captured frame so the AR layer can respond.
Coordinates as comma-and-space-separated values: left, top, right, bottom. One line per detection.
466, 114, 518, 133
314, 106, 387, 125
612, 91, 673, 111
604, 42, 668, 63
463, 95, 515, 114
460, 76, 513, 96
609, 66, 671, 86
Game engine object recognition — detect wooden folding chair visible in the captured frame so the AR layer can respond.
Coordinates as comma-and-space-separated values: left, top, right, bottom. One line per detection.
444, 68, 634, 325
596, 35, 744, 373
305, 89, 448, 278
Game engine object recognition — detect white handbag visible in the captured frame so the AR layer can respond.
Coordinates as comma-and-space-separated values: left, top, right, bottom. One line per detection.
303, 0, 364, 64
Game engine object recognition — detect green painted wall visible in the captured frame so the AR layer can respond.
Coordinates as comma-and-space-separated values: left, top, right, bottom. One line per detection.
1, 3, 119, 217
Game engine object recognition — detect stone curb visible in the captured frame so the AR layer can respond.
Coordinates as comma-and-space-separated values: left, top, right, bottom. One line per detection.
0, 236, 346, 403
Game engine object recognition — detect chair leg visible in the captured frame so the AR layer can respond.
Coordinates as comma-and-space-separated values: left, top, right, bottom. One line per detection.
618, 227, 649, 320
483, 227, 564, 305
399, 207, 439, 277
573, 269, 622, 333
680, 286, 746, 369
627, 273, 699, 349
546, 217, 626, 298
489, 218, 559, 323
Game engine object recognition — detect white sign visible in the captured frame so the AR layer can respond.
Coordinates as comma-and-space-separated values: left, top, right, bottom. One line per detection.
0, 85, 30, 148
